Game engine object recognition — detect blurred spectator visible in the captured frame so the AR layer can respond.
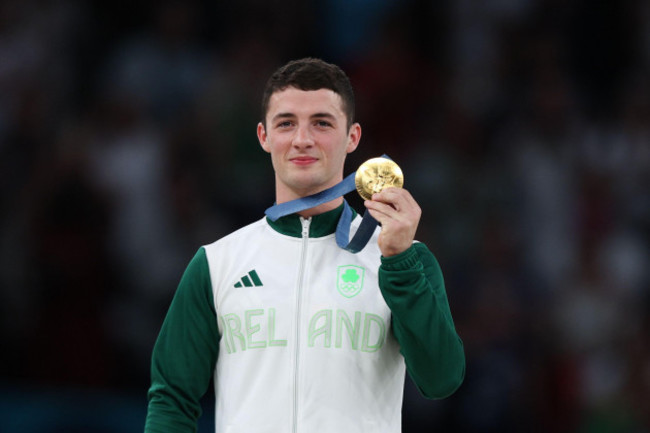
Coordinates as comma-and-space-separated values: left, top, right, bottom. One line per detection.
99, 0, 210, 126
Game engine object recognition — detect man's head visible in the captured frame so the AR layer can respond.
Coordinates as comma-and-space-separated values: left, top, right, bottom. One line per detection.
257, 58, 362, 204
261, 58, 356, 130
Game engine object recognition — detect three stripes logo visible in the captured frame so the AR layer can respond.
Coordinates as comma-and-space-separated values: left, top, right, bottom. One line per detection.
234, 270, 263, 288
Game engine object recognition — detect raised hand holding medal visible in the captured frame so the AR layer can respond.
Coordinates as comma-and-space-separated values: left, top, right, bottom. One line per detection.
357, 158, 421, 257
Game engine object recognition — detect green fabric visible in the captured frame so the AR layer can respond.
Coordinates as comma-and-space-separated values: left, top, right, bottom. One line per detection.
145, 248, 218, 433
379, 243, 465, 399
266, 202, 351, 238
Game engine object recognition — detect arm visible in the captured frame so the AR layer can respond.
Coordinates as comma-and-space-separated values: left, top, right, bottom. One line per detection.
364, 187, 465, 398
145, 248, 220, 433
379, 243, 465, 399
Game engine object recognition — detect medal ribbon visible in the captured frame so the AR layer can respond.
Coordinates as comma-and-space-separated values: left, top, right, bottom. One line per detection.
264, 171, 379, 254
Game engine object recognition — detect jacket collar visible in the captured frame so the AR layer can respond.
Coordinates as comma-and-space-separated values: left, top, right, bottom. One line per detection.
265, 202, 356, 238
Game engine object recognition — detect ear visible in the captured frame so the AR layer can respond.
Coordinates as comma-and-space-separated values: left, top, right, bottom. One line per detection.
346, 123, 362, 154
257, 122, 271, 153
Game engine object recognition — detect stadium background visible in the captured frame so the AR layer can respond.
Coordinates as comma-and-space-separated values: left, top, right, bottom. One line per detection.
0, 0, 648, 431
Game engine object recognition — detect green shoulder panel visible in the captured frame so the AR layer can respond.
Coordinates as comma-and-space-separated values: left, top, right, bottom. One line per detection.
145, 247, 219, 432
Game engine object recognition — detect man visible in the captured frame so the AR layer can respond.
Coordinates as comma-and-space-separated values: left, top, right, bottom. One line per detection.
145, 58, 464, 433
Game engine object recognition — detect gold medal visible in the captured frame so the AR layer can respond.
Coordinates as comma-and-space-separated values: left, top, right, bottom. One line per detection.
355, 157, 404, 201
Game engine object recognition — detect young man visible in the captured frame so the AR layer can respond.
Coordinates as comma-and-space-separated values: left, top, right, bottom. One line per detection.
145, 58, 464, 433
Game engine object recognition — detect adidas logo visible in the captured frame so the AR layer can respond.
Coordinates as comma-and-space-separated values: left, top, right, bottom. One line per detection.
234, 270, 263, 288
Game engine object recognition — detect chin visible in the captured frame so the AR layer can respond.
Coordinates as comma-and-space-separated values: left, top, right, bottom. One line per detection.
287, 175, 328, 194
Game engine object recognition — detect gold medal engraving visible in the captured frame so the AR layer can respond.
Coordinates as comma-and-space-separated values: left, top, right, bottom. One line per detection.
355, 157, 404, 201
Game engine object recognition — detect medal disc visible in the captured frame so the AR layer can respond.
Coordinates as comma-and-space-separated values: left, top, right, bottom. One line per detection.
355, 157, 404, 201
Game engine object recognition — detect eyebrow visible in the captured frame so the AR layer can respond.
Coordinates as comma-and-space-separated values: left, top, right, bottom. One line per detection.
270, 113, 295, 124
271, 112, 337, 123
310, 112, 337, 120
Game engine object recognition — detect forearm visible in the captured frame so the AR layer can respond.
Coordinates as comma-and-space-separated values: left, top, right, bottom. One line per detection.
145, 392, 198, 433
379, 243, 465, 399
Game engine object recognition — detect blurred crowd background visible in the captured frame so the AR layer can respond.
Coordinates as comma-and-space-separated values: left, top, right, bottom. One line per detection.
1, 0, 649, 432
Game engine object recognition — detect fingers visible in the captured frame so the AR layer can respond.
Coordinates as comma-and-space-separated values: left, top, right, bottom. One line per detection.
365, 187, 421, 220
363, 187, 422, 257
364, 188, 422, 257
363, 204, 394, 227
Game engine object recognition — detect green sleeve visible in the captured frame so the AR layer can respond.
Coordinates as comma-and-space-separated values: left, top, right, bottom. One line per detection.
145, 247, 220, 433
378, 243, 465, 399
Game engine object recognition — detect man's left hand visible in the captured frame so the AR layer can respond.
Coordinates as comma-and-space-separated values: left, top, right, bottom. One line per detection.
363, 187, 421, 257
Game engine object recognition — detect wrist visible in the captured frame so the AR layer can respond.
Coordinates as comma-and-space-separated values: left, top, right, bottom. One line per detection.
380, 244, 419, 270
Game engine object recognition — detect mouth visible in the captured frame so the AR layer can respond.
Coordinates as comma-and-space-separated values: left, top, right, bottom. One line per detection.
290, 156, 318, 166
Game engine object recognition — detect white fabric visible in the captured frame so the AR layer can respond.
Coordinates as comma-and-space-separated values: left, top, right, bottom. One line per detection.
204, 216, 405, 433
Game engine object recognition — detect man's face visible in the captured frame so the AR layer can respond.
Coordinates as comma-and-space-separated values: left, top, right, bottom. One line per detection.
257, 87, 361, 202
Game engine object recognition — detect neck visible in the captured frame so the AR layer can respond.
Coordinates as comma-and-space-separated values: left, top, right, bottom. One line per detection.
297, 197, 344, 218
274, 187, 344, 218
275, 176, 345, 218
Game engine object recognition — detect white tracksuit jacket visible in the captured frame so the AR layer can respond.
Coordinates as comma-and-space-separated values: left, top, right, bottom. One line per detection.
145, 204, 465, 433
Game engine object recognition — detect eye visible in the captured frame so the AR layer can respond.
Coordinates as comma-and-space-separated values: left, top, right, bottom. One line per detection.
315, 120, 333, 128
276, 120, 293, 128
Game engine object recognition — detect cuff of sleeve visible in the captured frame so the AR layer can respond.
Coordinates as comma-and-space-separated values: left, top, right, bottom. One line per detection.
380, 244, 420, 271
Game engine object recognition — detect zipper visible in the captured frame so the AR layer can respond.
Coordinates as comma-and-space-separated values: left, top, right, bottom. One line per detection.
292, 217, 310, 433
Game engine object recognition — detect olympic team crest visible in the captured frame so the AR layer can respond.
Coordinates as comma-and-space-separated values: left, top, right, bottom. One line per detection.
337, 265, 365, 298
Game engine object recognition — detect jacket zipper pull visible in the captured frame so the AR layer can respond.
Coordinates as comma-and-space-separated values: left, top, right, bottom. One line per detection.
300, 217, 310, 238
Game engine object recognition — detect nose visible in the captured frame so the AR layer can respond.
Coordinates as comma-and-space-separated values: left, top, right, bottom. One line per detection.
292, 124, 314, 148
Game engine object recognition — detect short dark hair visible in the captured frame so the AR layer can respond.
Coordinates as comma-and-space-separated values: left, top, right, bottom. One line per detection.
261, 57, 356, 129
